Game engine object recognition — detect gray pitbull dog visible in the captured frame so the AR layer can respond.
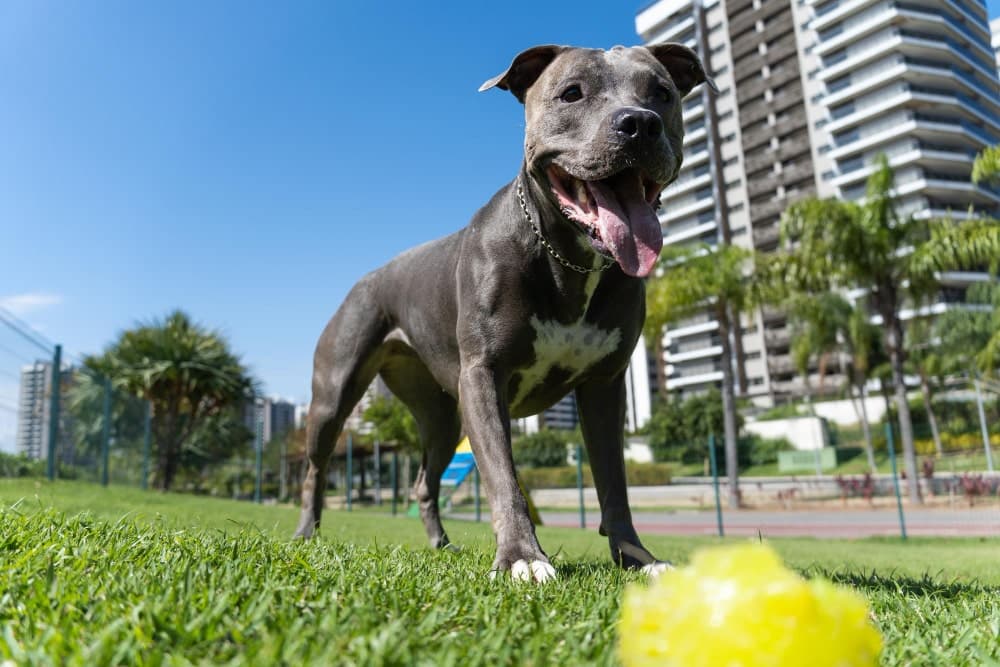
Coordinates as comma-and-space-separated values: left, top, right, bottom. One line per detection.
295, 44, 713, 581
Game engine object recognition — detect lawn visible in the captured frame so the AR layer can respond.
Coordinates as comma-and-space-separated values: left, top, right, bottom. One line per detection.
2, 478, 999, 665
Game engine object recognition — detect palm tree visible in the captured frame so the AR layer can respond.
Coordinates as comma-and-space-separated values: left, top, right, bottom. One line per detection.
786, 291, 882, 472
905, 319, 945, 457
972, 144, 1000, 186
646, 243, 763, 509
86, 310, 256, 490
778, 156, 1000, 503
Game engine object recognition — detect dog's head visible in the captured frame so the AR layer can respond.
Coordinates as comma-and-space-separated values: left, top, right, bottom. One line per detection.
481, 45, 715, 278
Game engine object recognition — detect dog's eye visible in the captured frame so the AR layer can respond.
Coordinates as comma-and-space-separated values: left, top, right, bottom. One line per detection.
656, 85, 673, 103
559, 85, 583, 103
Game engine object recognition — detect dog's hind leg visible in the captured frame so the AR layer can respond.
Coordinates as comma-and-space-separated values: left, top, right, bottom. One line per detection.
379, 347, 462, 549
295, 277, 390, 539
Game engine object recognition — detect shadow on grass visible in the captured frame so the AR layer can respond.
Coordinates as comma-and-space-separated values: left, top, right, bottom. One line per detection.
815, 569, 999, 599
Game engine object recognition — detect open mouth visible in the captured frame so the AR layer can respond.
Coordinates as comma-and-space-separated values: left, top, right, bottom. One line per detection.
547, 165, 664, 278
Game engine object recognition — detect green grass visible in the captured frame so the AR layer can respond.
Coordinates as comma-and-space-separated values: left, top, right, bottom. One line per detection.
2, 479, 999, 665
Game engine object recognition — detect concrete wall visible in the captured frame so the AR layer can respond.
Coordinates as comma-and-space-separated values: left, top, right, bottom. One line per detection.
745, 416, 829, 451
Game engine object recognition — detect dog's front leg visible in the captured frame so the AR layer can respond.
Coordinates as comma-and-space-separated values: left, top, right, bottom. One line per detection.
459, 364, 555, 582
576, 374, 668, 575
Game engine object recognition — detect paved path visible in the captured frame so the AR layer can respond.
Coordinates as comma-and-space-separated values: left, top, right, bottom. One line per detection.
532, 507, 1000, 538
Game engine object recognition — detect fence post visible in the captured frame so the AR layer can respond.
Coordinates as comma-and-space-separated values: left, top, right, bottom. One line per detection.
474, 465, 481, 523
884, 422, 907, 540
100, 376, 112, 486
254, 405, 263, 504
141, 401, 151, 490
708, 433, 724, 538
973, 375, 995, 473
391, 450, 398, 516
575, 444, 586, 529
374, 438, 382, 506
346, 433, 353, 512
46, 344, 62, 481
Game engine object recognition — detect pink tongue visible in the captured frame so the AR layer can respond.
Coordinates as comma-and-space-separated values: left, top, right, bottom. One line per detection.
586, 174, 663, 278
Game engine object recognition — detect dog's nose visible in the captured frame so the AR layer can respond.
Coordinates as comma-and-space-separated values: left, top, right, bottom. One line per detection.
611, 108, 663, 141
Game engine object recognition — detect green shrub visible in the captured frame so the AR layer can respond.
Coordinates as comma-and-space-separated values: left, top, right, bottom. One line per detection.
739, 435, 794, 467
755, 403, 803, 421
512, 430, 571, 468
518, 462, 672, 489
644, 390, 739, 463
0, 453, 45, 478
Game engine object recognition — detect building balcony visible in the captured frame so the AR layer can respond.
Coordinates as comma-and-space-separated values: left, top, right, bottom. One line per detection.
661, 195, 714, 222
888, 176, 1000, 206
666, 370, 724, 391
683, 125, 707, 147
665, 345, 724, 364
825, 89, 1000, 138
811, 0, 883, 31
815, 4, 994, 63
664, 319, 720, 341
821, 30, 997, 86
662, 170, 713, 199
829, 117, 997, 162
682, 100, 705, 124
641, 15, 696, 46
683, 148, 711, 169
662, 219, 718, 246
731, 11, 795, 59
829, 147, 974, 190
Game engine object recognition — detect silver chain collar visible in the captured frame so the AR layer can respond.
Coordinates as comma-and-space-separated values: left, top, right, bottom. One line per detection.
516, 182, 613, 275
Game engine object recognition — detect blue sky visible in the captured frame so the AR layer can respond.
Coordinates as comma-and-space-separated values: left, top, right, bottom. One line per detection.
0, 1, 648, 450
1, 1, 999, 452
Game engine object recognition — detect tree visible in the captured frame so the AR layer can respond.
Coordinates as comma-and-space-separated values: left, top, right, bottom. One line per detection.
67, 365, 147, 464
786, 291, 882, 472
646, 243, 764, 508
644, 389, 731, 463
905, 319, 945, 457
778, 156, 1000, 503
934, 282, 1000, 376
86, 310, 255, 490
361, 394, 419, 451
972, 144, 1000, 186
512, 430, 571, 468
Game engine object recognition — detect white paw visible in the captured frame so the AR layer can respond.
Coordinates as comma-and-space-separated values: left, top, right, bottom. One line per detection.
641, 561, 673, 578
510, 559, 557, 583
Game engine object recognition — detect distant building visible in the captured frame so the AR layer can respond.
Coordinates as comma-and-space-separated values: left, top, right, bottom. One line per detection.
16, 360, 74, 461
344, 376, 393, 435
992, 17, 1000, 78
245, 396, 299, 443
637, 0, 1000, 404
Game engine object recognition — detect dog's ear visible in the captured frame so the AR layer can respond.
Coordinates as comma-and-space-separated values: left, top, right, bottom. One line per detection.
644, 43, 718, 98
479, 45, 567, 104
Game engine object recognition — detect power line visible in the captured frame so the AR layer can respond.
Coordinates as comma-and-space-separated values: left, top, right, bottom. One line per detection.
0, 341, 34, 365
0, 310, 53, 356
0, 306, 57, 349
0, 368, 21, 382
0, 401, 18, 414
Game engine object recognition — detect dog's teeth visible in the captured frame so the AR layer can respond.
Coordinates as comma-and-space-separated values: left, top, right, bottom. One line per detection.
574, 179, 588, 205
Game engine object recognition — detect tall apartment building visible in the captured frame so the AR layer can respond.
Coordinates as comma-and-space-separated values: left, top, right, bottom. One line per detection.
245, 396, 299, 443
16, 361, 74, 460
992, 17, 1000, 77
637, 0, 1000, 403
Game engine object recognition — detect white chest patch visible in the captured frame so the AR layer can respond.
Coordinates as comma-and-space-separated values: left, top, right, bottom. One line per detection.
511, 314, 622, 408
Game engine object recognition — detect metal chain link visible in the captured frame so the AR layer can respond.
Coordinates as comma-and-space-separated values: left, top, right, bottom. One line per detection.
517, 182, 612, 275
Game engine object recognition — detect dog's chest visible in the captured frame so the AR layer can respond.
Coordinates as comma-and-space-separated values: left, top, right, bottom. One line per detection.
509, 314, 622, 410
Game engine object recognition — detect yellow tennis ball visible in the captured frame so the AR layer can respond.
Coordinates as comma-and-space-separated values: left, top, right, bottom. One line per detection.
618, 543, 881, 667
